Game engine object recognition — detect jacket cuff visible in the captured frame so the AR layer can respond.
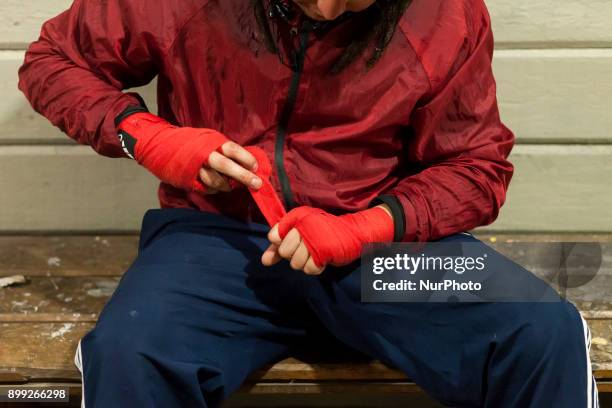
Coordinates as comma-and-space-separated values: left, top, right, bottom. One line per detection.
368, 194, 406, 242
114, 96, 150, 159
114, 99, 149, 128
393, 193, 419, 242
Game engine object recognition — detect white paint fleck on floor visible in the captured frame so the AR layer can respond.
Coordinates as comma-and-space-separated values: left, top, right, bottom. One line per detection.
50, 323, 75, 339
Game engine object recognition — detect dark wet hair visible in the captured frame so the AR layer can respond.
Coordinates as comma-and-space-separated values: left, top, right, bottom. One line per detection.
253, 0, 413, 74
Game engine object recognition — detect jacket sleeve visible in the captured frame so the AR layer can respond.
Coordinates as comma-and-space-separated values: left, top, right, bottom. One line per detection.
371, 6, 515, 242
17, 0, 160, 157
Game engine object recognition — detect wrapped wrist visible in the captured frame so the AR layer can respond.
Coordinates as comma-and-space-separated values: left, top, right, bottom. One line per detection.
115, 110, 229, 193
368, 194, 406, 242
115, 104, 150, 159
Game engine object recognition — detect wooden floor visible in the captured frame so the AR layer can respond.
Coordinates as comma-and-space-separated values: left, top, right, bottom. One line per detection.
1, 234, 611, 406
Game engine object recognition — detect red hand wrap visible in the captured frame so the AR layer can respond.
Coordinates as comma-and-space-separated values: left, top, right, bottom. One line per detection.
118, 112, 229, 193
278, 206, 394, 268
243, 146, 286, 226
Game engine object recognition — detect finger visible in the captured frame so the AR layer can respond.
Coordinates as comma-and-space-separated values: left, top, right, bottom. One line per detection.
261, 244, 282, 266
208, 151, 262, 189
304, 256, 325, 275
220, 141, 259, 172
289, 241, 310, 271
267, 224, 282, 245
277, 228, 301, 260
199, 167, 232, 192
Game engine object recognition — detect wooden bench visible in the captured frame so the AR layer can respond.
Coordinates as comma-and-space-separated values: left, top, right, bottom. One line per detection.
1, 234, 611, 407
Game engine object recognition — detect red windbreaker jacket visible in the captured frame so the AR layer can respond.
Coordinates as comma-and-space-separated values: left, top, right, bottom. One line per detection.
17, 0, 514, 242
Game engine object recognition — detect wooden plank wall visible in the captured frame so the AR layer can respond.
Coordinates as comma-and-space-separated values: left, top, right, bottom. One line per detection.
0, 1, 610, 232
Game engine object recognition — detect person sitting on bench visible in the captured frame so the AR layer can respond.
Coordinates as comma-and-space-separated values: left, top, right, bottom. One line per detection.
18, 0, 598, 406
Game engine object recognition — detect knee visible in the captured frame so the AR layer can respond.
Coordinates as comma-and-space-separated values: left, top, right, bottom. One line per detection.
78, 310, 221, 406
512, 301, 585, 362
81, 298, 177, 371
82, 313, 153, 370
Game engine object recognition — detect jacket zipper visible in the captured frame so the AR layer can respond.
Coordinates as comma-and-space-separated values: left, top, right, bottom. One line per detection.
274, 23, 311, 210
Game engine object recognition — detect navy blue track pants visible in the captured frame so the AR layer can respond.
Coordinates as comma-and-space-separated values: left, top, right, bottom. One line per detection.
75, 209, 599, 407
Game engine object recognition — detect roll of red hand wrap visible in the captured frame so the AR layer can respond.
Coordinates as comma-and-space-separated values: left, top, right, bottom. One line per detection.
117, 112, 230, 194
243, 146, 287, 226
277, 206, 394, 268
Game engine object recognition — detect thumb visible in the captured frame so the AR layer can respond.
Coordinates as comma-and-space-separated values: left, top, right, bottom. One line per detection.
261, 243, 282, 266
